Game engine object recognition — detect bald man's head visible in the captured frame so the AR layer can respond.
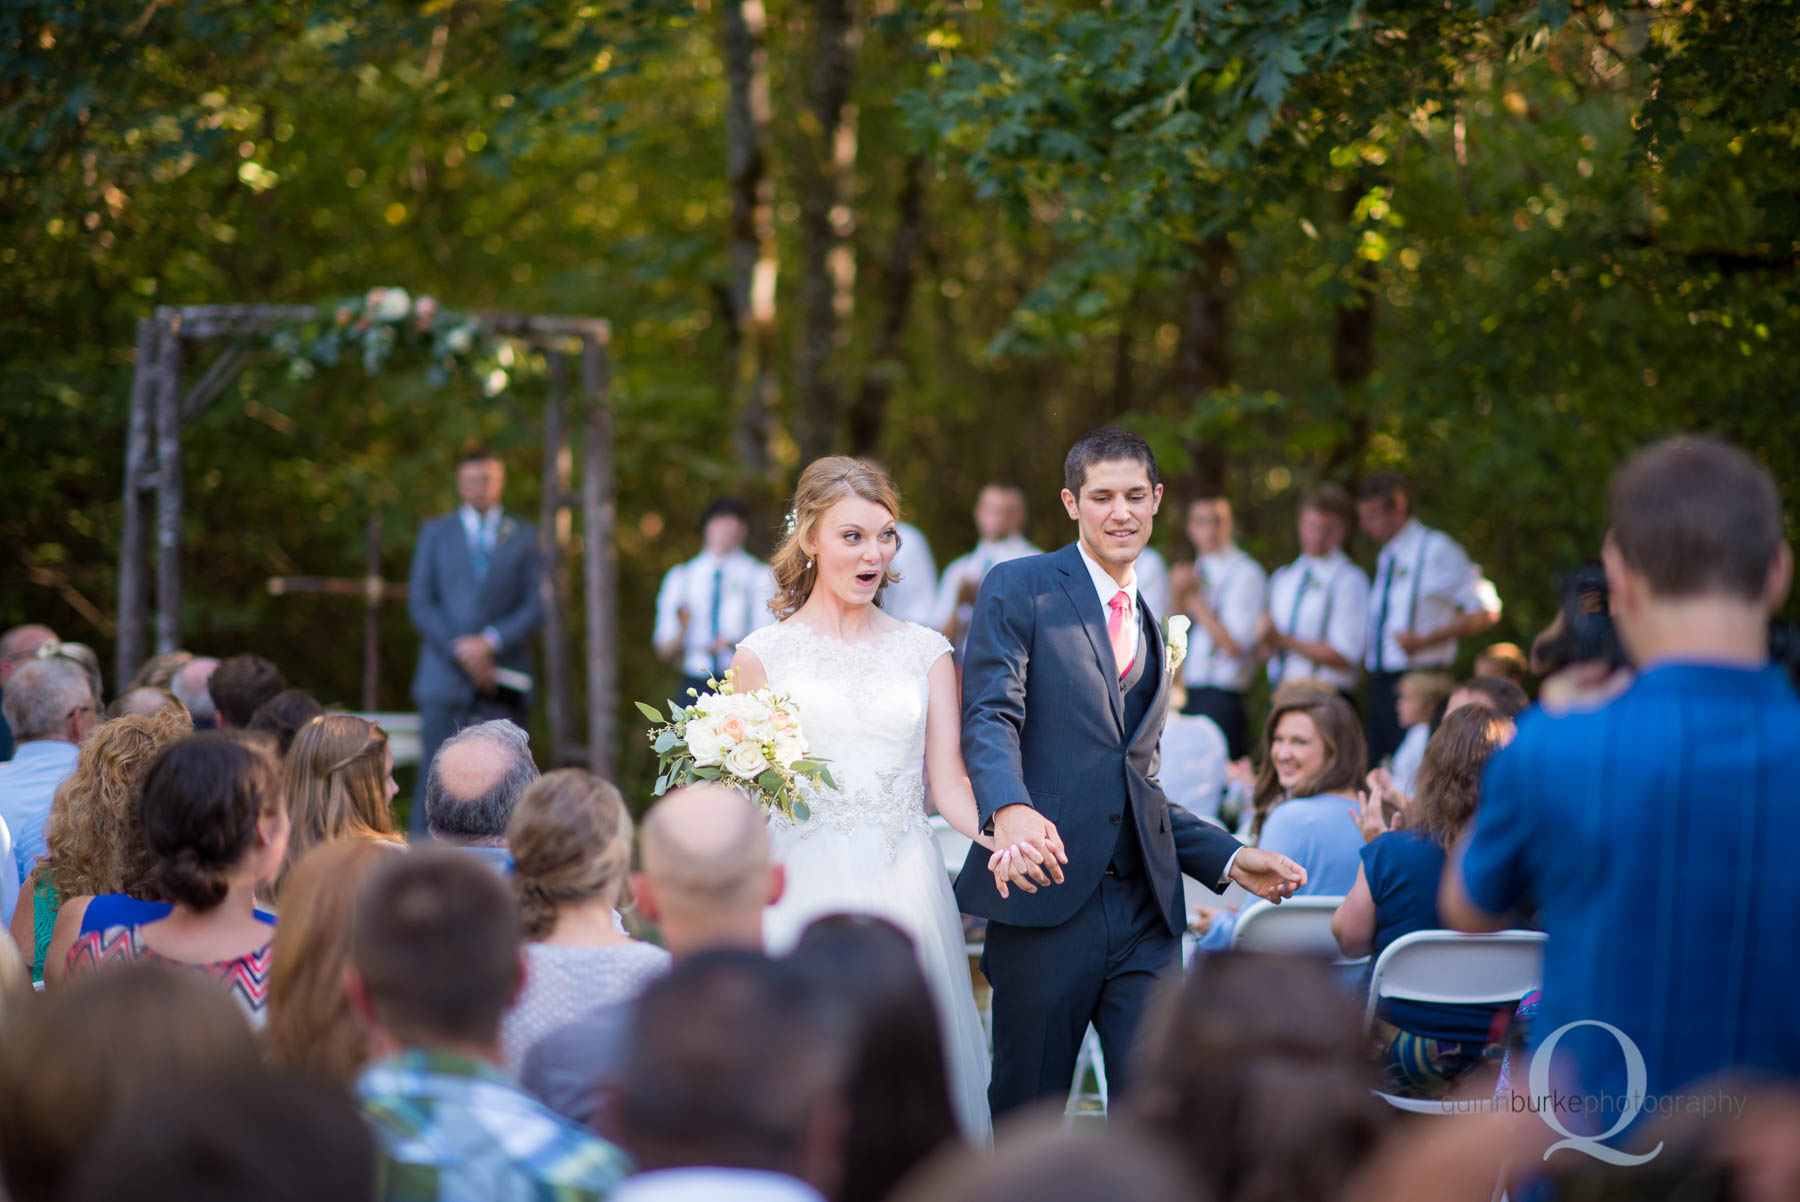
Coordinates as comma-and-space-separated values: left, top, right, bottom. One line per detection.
636, 786, 780, 955
424, 719, 539, 844
106, 686, 189, 722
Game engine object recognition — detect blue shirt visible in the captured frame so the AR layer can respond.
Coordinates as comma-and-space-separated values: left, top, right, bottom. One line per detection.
1201, 792, 1364, 949
1363, 830, 1503, 1044
0, 740, 79, 884
80, 893, 277, 935
1460, 663, 1800, 1134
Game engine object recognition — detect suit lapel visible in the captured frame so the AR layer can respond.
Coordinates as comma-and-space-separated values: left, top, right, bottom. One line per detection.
1054, 543, 1126, 734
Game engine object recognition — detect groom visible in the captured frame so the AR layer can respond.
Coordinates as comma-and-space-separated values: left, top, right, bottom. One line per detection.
957, 427, 1307, 1115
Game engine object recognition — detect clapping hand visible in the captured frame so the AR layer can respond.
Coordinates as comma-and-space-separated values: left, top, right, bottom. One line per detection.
1365, 767, 1408, 813
1190, 903, 1238, 936
1348, 790, 1390, 843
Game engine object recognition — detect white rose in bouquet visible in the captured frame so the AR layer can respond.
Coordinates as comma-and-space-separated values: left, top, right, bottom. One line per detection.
724, 740, 768, 781
772, 735, 806, 769
685, 716, 727, 767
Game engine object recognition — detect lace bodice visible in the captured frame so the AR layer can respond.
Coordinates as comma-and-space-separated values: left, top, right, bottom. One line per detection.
738, 618, 952, 856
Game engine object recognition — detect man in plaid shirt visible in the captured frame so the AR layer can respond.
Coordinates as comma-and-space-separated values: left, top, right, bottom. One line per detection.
350, 849, 630, 1201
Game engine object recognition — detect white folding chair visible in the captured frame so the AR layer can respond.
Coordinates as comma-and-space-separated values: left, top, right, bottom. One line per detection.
1362, 929, 1546, 1113
1066, 1023, 1108, 1119
1230, 896, 1347, 954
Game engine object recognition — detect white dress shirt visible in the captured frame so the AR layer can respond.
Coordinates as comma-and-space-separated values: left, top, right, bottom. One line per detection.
1391, 722, 1429, 794
1134, 546, 1171, 621
881, 521, 939, 626
1364, 519, 1499, 671
1181, 545, 1267, 692
933, 533, 1040, 639
654, 549, 777, 679
610, 1168, 826, 1202
1265, 549, 1370, 692
1160, 711, 1229, 823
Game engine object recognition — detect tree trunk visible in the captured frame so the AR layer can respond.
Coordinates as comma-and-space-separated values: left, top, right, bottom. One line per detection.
847, 152, 924, 456
721, 0, 777, 490
794, 0, 858, 462
1175, 235, 1235, 499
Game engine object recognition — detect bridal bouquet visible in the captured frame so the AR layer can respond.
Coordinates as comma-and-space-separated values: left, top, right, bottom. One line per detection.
636, 670, 835, 823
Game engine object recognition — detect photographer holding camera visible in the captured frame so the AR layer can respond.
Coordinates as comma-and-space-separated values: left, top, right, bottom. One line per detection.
1443, 435, 1800, 1141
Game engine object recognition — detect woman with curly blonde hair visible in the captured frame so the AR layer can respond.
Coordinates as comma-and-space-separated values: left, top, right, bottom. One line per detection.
8, 706, 192, 982
272, 715, 402, 903
264, 836, 398, 1087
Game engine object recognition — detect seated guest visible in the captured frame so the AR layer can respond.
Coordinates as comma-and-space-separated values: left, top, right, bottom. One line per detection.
1128, 953, 1388, 1202
105, 685, 188, 721
350, 850, 629, 1201
788, 915, 961, 1202
1332, 706, 1517, 1096
34, 640, 106, 714
246, 688, 326, 756
127, 649, 194, 691
1388, 669, 1454, 795
1194, 690, 1367, 947
0, 963, 264, 1202
68, 1067, 377, 1202
520, 784, 784, 1131
0, 657, 96, 902
10, 706, 191, 983
0, 624, 60, 763
1473, 641, 1529, 688
63, 731, 289, 1027
1446, 674, 1529, 720
613, 949, 852, 1202
1157, 680, 1231, 825
169, 656, 220, 727
208, 653, 285, 729
273, 715, 402, 902
422, 718, 539, 869
266, 838, 399, 1089
500, 769, 670, 1073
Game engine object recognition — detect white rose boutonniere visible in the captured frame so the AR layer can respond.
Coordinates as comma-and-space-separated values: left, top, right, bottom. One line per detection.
1164, 615, 1191, 676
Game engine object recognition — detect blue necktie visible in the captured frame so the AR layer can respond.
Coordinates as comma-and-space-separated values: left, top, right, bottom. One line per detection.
470, 521, 490, 581
708, 567, 724, 678
1371, 554, 1394, 672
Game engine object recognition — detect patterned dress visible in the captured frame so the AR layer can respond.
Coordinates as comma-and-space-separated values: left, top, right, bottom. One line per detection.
65, 925, 273, 1027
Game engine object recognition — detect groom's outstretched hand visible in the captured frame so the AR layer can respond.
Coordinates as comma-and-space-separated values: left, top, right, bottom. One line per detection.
986, 804, 1068, 898
1229, 847, 1307, 903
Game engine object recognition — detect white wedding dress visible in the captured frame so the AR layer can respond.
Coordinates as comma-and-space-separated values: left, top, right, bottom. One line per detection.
739, 618, 993, 1139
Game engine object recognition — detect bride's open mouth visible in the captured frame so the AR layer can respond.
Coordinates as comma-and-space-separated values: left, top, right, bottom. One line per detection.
854, 569, 881, 586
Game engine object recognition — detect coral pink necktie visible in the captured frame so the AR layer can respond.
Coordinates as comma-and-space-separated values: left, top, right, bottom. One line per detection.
1107, 590, 1135, 679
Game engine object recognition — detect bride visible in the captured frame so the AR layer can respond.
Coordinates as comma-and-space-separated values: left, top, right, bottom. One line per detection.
732, 457, 1064, 1140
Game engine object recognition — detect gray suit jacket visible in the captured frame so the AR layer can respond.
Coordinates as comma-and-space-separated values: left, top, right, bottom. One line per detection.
408, 510, 545, 707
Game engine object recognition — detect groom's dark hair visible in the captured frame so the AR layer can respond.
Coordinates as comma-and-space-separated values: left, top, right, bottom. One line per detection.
1065, 427, 1159, 496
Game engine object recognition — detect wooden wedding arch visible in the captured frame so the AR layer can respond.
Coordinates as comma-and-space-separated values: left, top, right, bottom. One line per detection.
114, 302, 620, 775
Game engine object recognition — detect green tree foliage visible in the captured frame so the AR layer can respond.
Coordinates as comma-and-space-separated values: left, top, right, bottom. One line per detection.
3, 1, 1797, 795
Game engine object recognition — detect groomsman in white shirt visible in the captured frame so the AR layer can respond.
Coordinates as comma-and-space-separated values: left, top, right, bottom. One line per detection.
1356, 470, 1502, 764
654, 499, 777, 700
882, 519, 939, 626
1257, 483, 1370, 706
1177, 496, 1266, 758
933, 483, 1038, 655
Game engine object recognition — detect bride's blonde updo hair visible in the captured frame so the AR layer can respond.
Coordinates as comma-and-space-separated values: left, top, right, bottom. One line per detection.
770, 457, 904, 620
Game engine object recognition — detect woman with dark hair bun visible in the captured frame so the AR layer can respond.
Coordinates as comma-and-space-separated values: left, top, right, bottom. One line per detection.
788, 914, 961, 1202
62, 731, 290, 1026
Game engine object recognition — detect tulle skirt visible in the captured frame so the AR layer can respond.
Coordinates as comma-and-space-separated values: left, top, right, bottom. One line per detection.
765, 820, 993, 1141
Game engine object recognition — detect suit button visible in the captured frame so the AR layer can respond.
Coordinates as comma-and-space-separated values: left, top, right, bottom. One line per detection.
1109, 814, 1121, 825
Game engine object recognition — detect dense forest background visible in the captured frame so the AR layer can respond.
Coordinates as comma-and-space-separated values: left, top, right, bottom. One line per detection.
5, 1, 1798, 796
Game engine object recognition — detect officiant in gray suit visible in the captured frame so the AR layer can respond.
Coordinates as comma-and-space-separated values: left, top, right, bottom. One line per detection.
407, 448, 544, 832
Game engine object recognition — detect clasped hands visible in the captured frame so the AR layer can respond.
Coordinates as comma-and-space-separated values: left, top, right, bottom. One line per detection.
982, 804, 1068, 899
452, 634, 498, 694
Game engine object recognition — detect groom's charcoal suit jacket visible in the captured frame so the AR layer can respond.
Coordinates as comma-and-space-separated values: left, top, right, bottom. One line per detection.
955, 542, 1241, 937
